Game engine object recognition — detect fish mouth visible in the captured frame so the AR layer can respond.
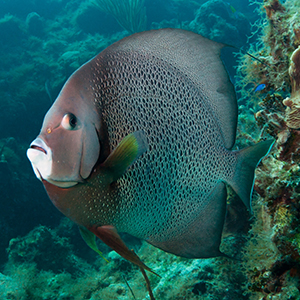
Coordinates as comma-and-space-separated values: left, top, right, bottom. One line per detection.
30, 144, 47, 155
28, 137, 49, 155
27, 137, 84, 188
45, 178, 80, 188
27, 137, 52, 182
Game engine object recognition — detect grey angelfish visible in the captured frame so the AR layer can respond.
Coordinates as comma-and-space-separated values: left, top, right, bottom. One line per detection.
27, 28, 274, 297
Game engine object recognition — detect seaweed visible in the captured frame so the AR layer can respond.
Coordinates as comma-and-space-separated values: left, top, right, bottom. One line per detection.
90, 0, 147, 33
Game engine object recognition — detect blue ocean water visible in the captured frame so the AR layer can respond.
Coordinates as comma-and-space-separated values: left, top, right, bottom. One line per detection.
1, 0, 299, 299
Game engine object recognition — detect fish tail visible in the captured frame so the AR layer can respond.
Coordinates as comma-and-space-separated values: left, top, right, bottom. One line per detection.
228, 139, 274, 212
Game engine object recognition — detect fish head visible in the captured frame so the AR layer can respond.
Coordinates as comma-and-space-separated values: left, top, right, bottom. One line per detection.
27, 77, 100, 188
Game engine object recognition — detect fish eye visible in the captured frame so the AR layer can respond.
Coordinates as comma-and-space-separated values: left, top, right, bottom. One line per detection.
61, 113, 78, 130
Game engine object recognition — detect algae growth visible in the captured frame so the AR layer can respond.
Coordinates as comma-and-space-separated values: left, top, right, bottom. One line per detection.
236, 0, 300, 298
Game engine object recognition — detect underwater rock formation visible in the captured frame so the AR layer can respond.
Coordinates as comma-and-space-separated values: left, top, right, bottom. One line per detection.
283, 46, 300, 129
235, 0, 300, 298
7, 225, 76, 273
25, 12, 45, 37
0, 14, 25, 46
1, 221, 248, 300
189, 0, 250, 45
0, 137, 60, 266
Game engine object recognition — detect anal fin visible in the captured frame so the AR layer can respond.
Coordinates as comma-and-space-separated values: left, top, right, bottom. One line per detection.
148, 182, 227, 258
91, 225, 159, 277
80, 225, 158, 299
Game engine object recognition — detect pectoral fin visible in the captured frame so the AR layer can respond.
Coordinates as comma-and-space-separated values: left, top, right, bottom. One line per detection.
91, 225, 158, 276
79, 226, 109, 262
102, 131, 148, 181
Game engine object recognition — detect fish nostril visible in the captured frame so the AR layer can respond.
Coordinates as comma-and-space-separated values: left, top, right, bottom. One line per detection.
30, 145, 47, 155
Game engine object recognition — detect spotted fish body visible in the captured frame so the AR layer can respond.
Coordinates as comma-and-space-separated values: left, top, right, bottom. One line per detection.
27, 29, 273, 268
86, 34, 236, 258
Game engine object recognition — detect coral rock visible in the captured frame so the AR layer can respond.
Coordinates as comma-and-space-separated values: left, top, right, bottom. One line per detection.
289, 46, 300, 93
283, 46, 300, 129
189, 0, 250, 46
264, 0, 286, 20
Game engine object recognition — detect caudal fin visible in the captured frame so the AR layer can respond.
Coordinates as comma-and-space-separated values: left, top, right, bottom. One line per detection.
229, 139, 274, 212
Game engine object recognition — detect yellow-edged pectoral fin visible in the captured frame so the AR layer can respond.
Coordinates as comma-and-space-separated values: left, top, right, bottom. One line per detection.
79, 226, 109, 263
102, 131, 148, 181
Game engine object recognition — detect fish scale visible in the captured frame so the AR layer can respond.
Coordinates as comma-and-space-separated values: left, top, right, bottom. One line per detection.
91, 47, 235, 247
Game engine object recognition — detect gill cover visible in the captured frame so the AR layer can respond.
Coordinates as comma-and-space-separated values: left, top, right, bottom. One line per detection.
27, 67, 100, 188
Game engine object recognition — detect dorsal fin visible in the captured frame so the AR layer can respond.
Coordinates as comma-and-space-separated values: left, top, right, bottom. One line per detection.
103, 28, 237, 149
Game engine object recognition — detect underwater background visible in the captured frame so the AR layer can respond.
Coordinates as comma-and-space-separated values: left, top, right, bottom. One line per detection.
0, 0, 300, 299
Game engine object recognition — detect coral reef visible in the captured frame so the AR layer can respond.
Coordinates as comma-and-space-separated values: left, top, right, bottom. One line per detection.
283, 46, 300, 129
235, 0, 300, 299
25, 12, 44, 36
151, 0, 252, 46
0, 14, 25, 45
189, 0, 251, 45
7, 225, 76, 273
0, 1, 129, 142
0, 218, 249, 300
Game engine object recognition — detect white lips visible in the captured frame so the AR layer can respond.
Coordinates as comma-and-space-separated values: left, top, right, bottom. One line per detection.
27, 138, 52, 182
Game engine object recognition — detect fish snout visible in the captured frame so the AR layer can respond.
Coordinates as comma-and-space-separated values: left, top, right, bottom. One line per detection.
27, 137, 52, 181
30, 144, 47, 155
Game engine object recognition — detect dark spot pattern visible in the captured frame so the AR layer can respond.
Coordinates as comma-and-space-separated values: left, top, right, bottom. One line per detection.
88, 49, 236, 242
